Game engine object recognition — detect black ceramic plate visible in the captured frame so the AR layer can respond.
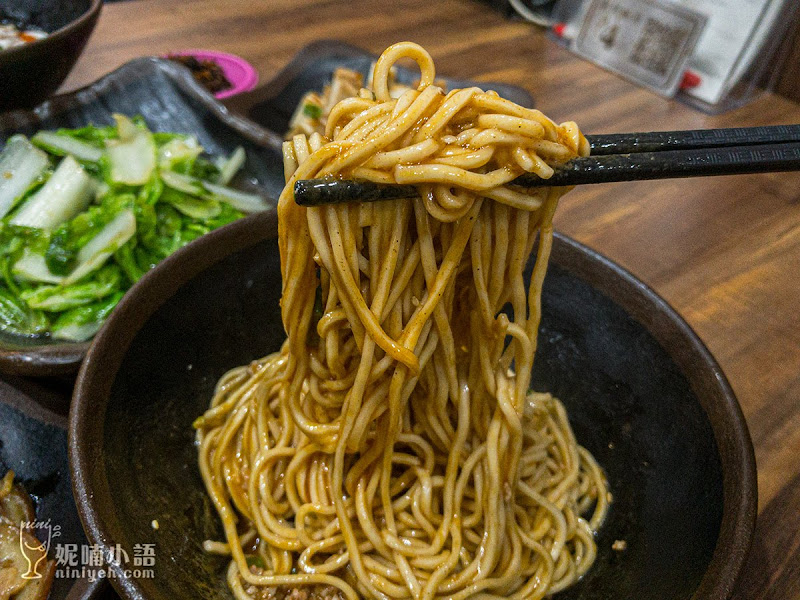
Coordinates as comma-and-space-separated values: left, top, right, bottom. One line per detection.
0, 57, 284, 377
0, 377, 103, 600
224, 39, 535, 134
70, 211, 756, 600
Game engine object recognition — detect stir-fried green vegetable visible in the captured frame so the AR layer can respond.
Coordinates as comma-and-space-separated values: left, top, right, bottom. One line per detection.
0, 114, 268, 341
0, 136, 50, 219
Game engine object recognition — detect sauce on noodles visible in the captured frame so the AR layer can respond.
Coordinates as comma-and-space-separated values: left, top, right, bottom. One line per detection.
196, 42, 608, 600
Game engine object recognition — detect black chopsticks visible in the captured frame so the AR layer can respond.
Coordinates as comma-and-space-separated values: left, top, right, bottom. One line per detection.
293, 125, 800, 206
586, 124, 800, 155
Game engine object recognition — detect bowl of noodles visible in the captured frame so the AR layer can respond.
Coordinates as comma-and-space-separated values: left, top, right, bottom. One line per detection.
69, 43, 756, 600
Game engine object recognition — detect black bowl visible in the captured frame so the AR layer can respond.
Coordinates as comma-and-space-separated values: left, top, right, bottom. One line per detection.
69, 211, 756, 600
0, 0, 103, 111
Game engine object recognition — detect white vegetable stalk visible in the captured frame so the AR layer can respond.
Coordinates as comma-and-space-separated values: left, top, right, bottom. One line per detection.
162, 169, 269, 214
31, 131, 104, 163
204, 181, 270, 213
13, 210, 136, 285
217, 146, 246, 185
160, 170, 205, 196
9, 155, 94, 229
0, 135, 50, 219
52, 319, 103, 342
63, 209, 136, 285
114, 114, 138, 140
158, 136, 203, 170
12, 252, 64, 284
106, 115, 156, 186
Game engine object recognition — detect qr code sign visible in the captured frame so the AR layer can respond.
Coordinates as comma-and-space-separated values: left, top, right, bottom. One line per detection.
630, 18, 694, 77
575, 0, 706, 96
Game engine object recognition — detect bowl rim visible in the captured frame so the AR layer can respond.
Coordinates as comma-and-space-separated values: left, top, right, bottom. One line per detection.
0, 0, 103, 61
0, 338, 89, 377
69, 209, 757, 600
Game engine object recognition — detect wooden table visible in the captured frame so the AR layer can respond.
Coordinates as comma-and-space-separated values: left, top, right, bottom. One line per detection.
57, 1, 800, 598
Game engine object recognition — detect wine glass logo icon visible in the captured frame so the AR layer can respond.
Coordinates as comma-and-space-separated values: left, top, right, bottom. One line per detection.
19, 521, 52, 579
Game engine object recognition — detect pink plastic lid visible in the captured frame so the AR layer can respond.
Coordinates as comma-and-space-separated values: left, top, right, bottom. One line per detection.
167, 50, 259, 99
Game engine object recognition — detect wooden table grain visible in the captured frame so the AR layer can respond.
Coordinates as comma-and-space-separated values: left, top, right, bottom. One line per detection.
58, 1, 800, 598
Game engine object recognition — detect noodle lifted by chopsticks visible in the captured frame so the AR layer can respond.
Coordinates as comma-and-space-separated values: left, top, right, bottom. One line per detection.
196, 41, 608, 600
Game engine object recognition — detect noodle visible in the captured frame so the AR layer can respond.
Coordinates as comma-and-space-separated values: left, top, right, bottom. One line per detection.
196, 42, 608, 600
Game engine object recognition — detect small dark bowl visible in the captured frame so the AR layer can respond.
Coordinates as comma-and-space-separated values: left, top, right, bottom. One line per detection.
0, 0, 103, 111
70, 211, 756, 600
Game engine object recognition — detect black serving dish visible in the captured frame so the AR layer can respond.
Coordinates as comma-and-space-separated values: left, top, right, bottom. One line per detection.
69, 209, 756, 600
0, 0, 103, 111
0, 377, 103, 600
0, 57, 284, 377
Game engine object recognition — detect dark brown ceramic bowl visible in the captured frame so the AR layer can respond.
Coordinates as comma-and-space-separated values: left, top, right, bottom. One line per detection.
69, 210, 756, 600
0, 0, 103, 111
